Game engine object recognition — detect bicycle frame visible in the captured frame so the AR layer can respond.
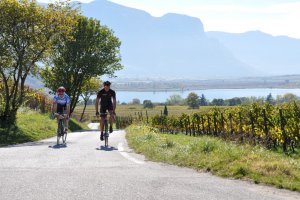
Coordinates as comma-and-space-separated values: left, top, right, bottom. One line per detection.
54, 113, 67, 145
100, 113, 109, 147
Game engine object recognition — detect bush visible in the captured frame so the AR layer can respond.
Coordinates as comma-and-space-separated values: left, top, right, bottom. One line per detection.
143, 100, 154, 108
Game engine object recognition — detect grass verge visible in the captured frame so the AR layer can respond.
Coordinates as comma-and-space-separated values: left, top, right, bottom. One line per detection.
0, 109, 87, 146
125, 124, 300, 192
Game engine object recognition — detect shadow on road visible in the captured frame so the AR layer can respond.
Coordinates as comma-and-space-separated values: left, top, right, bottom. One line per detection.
2, 141, 57, 148
72, 129, 99, 133
96, 146, 118, 151
48, 143, 67, 149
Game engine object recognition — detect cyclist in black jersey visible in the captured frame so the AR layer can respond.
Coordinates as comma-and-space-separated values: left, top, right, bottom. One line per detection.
95, 81, 116, 141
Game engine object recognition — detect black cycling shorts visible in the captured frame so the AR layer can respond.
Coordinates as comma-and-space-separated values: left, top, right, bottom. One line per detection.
100, 105, 113, 117
57, 104, 67, 114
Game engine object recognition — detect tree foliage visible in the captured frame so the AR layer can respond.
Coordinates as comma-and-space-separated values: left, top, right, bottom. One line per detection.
266, 93, 275, 105
79, 78, 101, 121
186, 92, 200, 109
276, 93, 298, 104
163, 105, 168, 116
41, 16, 122, 114
199, 94, 207, 106
0, 0, 78, 127
131, 98, 141, 105
166, 94, 184, 105
143, 100, 154, 109
211, 98, 225, 106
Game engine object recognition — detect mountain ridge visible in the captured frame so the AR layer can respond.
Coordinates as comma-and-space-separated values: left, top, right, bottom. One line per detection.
80, 0, 259, 79
40, 0, 300, 79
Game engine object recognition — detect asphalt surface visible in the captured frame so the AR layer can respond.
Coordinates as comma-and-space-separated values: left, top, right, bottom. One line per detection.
0, 124, 299, 200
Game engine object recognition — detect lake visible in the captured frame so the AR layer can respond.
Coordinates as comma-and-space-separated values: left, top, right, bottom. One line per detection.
116, 88, 300, 103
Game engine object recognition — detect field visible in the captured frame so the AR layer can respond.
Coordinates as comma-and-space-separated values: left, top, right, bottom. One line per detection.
73, 104, 227, 121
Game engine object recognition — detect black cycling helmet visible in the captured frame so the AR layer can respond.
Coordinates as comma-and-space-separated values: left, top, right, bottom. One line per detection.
103, 81, 111, 86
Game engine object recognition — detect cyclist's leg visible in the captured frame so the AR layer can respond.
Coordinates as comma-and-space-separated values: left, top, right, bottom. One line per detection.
63, 111, 68, 132
99, 106, 107, 140
100, 106, 107, 132
56, 106, 63, 131
108, 108, 114, 133
64, 118, 68, 132
100, 116, 105, 132
61, 105, 68, 132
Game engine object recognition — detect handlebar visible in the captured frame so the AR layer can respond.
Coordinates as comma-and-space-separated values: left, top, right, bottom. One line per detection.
95, 112, 116, 118
53, 113, 68, 120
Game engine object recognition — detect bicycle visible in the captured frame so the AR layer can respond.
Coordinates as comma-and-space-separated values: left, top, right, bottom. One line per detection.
100, 112, 109, 147
53, 113, 67, 145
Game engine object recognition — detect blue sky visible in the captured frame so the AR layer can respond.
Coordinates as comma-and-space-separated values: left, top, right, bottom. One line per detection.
40, 0, 300, 39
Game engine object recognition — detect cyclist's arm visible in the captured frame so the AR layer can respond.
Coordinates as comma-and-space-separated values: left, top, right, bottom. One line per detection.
112, 95, 116, 112
52, 99, 57, 114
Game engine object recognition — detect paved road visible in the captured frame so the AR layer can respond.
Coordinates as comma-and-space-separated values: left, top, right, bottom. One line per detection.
0, 125, 299, 200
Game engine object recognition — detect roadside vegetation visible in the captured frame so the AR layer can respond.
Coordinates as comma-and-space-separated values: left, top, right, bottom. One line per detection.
0, 0, 122, 144
126, 125, 300, 192
73, 91, 299, 120
0, 109, 87, 147
0, 109, 57, 146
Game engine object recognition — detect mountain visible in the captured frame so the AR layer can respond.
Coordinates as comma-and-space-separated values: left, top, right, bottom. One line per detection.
207, 31, 300, 75
80, 0, 257, 79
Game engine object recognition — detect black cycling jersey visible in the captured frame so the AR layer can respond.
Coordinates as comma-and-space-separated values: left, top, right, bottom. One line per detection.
97, 89, 116, 108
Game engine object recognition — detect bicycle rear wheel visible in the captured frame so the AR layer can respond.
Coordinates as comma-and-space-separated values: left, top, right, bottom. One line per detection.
105, 135, 108, 147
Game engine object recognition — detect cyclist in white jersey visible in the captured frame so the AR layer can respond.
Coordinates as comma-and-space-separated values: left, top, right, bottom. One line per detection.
52, 86, 71, 132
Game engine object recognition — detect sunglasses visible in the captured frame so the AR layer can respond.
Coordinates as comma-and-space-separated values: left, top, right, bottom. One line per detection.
58, 89, 65, 92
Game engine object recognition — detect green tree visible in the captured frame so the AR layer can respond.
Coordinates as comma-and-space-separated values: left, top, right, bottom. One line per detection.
199, 94, 208, 106
225, 97, 242, 106
41, 16, 122, 114
211, 98, 225, 106
276, 93, 299, 104
80, 78, 101, 121
0, 79, 4, 113
0, 0, 77, 128
163, 105, 168, 116
186, 92, 200, 109
131, 98, 141, 105
166, 94, 184, 105
266, 93, 275, 105
143, 100, 154, 109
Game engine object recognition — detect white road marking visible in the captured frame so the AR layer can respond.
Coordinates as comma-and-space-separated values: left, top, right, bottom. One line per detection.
118, 143, 145, 165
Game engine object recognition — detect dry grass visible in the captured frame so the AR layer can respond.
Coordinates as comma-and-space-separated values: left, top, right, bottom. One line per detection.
125, 125, 300, 192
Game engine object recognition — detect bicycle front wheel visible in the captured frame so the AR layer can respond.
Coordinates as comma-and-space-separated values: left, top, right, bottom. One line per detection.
57, 119, 64, 145
104, 119, 108, 147
105, 135, 108, 147
62, 131, 67, 144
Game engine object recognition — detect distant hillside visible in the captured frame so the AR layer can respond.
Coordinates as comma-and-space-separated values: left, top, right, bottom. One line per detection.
207, 31, 300, 75
80, 0, 257, 79
33, 0, 300, 82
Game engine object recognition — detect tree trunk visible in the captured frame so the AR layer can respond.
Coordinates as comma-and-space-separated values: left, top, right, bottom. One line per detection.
80, 99, 88, 122
0, 109, 17, 129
